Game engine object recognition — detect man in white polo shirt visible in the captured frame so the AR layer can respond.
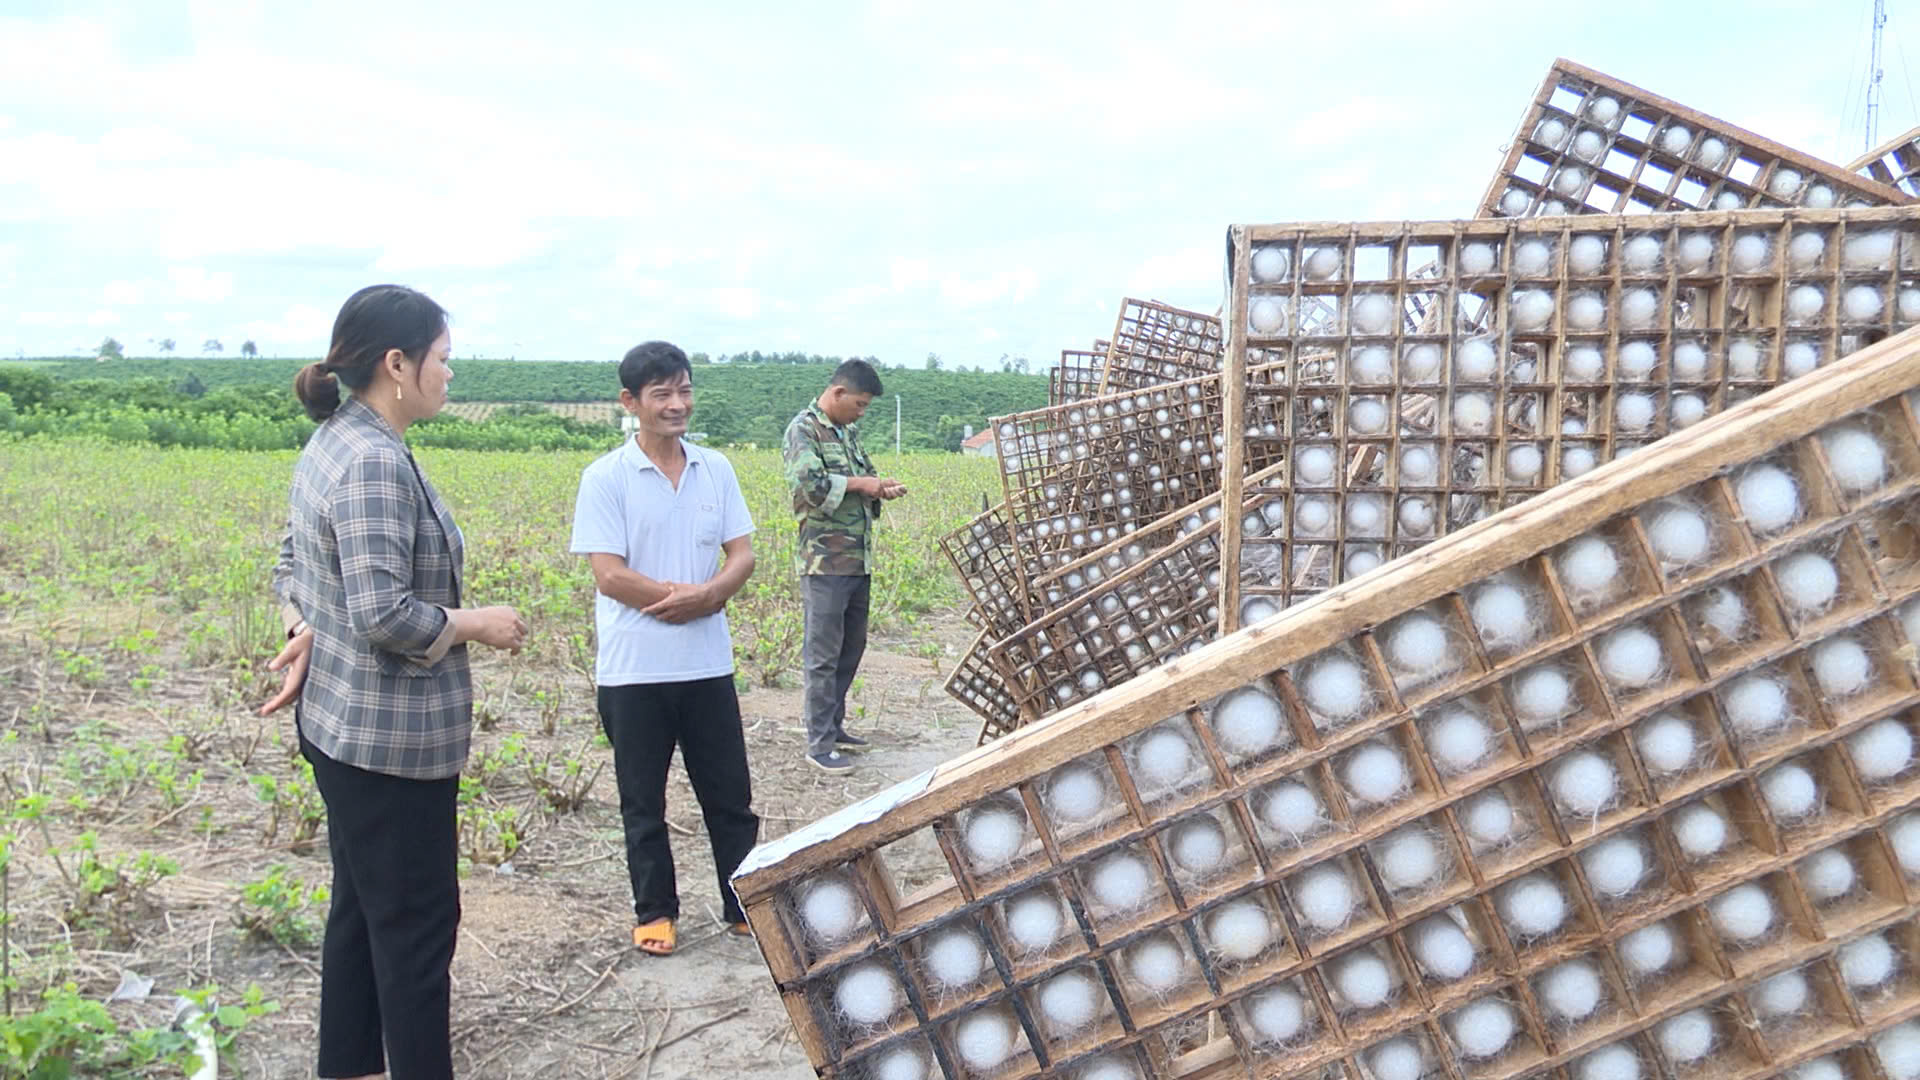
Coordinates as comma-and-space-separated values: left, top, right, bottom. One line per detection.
569, 341, 760, 957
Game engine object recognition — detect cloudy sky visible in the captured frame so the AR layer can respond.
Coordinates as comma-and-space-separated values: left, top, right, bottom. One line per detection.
2, 0, 1914, 366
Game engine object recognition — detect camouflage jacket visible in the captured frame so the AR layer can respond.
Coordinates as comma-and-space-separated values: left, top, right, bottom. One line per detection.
782, 402, 880, 576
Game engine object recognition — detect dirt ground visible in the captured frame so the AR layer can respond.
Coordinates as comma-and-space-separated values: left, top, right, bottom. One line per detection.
0, 612, 986, 1079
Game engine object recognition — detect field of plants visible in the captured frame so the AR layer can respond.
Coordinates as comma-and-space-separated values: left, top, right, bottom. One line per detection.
0, 437, 1003, 1076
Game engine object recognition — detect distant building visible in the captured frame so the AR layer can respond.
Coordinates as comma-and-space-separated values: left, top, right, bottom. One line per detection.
961, 426, 997, 458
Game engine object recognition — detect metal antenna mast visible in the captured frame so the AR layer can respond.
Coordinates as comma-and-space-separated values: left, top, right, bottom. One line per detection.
1869, 0, 1889, 153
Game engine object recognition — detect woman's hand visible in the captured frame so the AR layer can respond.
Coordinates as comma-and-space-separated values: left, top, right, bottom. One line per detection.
259, 628, 314, 716
461, 605, 529, 652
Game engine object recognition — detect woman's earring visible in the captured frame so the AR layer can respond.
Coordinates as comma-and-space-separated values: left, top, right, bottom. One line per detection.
396, 384, 404, 403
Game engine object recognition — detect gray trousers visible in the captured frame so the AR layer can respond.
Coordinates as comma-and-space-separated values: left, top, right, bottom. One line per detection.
802, 574, 870, 756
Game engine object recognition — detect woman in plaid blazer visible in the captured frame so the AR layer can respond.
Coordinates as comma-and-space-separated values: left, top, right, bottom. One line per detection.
261, 285, 526, 1080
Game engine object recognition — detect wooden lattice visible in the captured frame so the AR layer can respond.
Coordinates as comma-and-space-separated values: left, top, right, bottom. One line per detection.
736, 328, 1920, 1080
947, 631, 1025, 742
1852, 126, 1920, 201
941, 504, 1034, 642
1101, 301, 1229, 394
1480, 59, 1910, 221
1054, 349, 1111, 408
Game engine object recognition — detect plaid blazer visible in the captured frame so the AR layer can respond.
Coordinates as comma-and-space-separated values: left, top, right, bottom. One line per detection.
273, 396, 472, 779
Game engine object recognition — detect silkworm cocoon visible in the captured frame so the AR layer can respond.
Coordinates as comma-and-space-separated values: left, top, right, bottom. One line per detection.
1461, 241, 1499, 274
1769, 168, 1804, 197
1637, 713, 1698, 774
1295, 445, 1334, 484
1250, 298, 1288, 334
1787, 284, 1826, 322
1573, 129, 1606, 161
926, 926, 987, 989
1839, 932, 1898, 990
1578, 1045, 1641, 1080
1347, 547, 1383, 577
837, 962, 902, 1025
1507, 444, 1544, 482
1736, 464, 1800, 533
1566, 345, 1605, 380
1646, 503, 1710, 567
1657, 1009, 1714, 1065
1784, 341, 1820, 377
1512, 289, 1556, 332
1500, 189, 1533, 217
1586, 95, 1621, 123
1678, 232, 1715, 271
1553, 166, 1587, 197
1349, 396, 1389, 435
1849, 719, 1914, 782
1695, 137, 1729, 168
1213, 687, 1288, 758
1619, 921, 1677, 976
1251, 246, 1291, 283
1378, 827, 1445, 891
1846, 284, 1885, 322
1760, 762, 1820, 821
1088, 851, 1154, 911
1471, 581, 1536, 649
1658, 125, 1691, 155
1728, 338, 1763, 378
1331, 947, 1395, 1008
1295, 495, 1333, 537
1126, 933, 1187, 994
1411, 913, 1475, 979
1385, 613, 1454, 680
1844, 230, 1896, 270
1598, 624, 1664, 689
1581, 834, 1646, 898
1724, 673, 1791, 737
1800, 848, 1857, 902
1047, 764, 1106, 824
1788, 230, 1827, 270
1621, 288, 1659, 328
1353, 294, 1394, 335
1344, 741, 1410, 805
954, 1009, 1016, 1070
1568, 235, 1608, 275
1370, 1037, 1425, 1080
1399, 444, 1438, 483
1671, 803, 1728, 860
1169, 815, 1228, 876
1513, 665, 1575, 729
1567, 292, 1607, 329
1901, 287, 1920, 321
1401, 343, 1441, 380
1205, 900, 1273, 961
1624, 234, 1663, 272
1559, 536, 1621, 599
1670, 393, 1707, 428
1618, 340, 1658, 378
874, 1044, 928, 1080
1399, 497, 1435, 535
1811, 637, 1872, 697
1462, 789, 1516, 848
1551, 750, 1619, 817
1792, 1058, 1845, 1080
1457, 338, 1498, 380
1540, 959, 1604, 1021
964, 803, 1026, 868
1078, 1057, 1136, 1080
1709, 882, 1775, 943
1671, 340, 1708, 378
1731, 233, 1771, 273
1500, 873, 1568, 939
1875, 1022, 1920, 1080
1305, 247, 1342, 280
1303, 654, 1371, 723
1133, 726, 1196, 791
1820, 424, 1887, 493
1775, 551, 1838, 612
1262, 781, 1327, 839
799, 877, 863, 945
1752, 969, 1810, 1019
1351, 345, 1392, 384
1428, 709, 1495, 774
1806, 184, 1837, 208
1294, 864, 1359, 931
1245, 985, 1308, 1043
1005, 889, 1066, 953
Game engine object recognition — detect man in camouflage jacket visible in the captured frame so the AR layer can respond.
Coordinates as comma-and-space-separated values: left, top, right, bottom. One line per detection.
782, 360, 906, 771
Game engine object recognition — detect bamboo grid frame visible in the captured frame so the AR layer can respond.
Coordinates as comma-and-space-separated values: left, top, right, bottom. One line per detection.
1100, 300, 1230, 394
736, 328, 1920, 1080
1852, 127, 1920, 201
1053, 347, 1112, 407
1479, 60, 1911, 221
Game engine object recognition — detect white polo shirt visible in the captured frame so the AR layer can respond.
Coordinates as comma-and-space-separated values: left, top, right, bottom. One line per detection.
570, 438, 755, 686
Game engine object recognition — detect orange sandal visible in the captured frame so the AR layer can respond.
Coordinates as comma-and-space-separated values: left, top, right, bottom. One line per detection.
632, 918, 675, 956
727, 921, 752, 939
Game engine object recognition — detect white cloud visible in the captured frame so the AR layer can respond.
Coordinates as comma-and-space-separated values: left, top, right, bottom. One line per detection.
940, 268, 1038, 308
103, 280, 145, 305
168, 266, 232, 303
87, 309, 119, 326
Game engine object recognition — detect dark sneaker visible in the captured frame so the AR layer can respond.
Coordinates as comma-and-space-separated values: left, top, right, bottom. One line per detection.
809, 750, 854, 772
834, 731, 871, 749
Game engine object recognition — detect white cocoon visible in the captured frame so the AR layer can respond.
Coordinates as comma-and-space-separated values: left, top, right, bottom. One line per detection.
1624, 234, 1663, 271
1579, 1044, 1641, 1080
1788, 231, 1827, 269
1462, 790, 1517, 847
1349, 397, 1389, 435
1370, 1037, 1425, 1080
1621, 288, 1659, 328
1560, 536, 1621, 598
1262, 781, 1326, 838
1047, 764, 1106, 824
1800, 848, 1857, 902
926, 927, 986, 989
1453, 392, 1494, 434
837, 963, 901, 1026
1471, 582, 1535, 649
1709, 882, 1775, 943
1846, 284, 1885, 321
1736, 464, 1800, 533
1785, 341, 1820, 377
1792, 1058, 1845, 1080
1378, 827, 1444, 891
1619, 921, 1677, 976
1399, 497, 1435, 535
1294, 864, 1358, 930
1386, 614, 1453, 678
1206, 900, 1273, 961
1295, 496, 1333, 536
1507, 444, 1544, 481
1845, 230, 1897, 270
1412, 914, 1475, 979
1637, 713, 1697, 774
1399, 444, 1438, 483
1695, 137, 1728, 168
1586, 95, 1621, 123
1353, 294, 1393, 334
1513, 665, 1574, 728
1344, 741, 1410, 805
1731, 233, 1771, 272
1724, 673, 1791, 736
1428, 709, 1494, 773
1573, 129, 1606, 161
1126, 933, 1187, 993
963, 804, 1026, 868
1088, 852, 1153, 911
1005, 890, 1065, 953
1566, 345, 1605, 380
1551, 751, 1619, 817
1787, 284, 1826, 322
1598, 624, 1664, 688
1567, 292, 1607, 329
1821, 425, 1887, 492
1569, 235, 1608, 275
1581, 835, 1646, 898
954, 1010, 1016, 1070
1540, 960, 1603, 1021
1671, 341, 1708, 378
1402, 343, 1441, 380
1849, 719, 1914, 781
1839, 933, 1898, 989
1752, 968, 1810, 1018
1553, 166, 1586, 197
1728, 338, 1763, 378
800, 878, 862, 944
1659, 125, 1692, 155
1249, 298, 1288, 334
1769, 167, 1804, 197
1251, 246, 1291, 283
1245, 985, 1307, 1043
1657, 1010, 1714, 1064
1296, 445, 1334, 484
874, 1045, 928, 1080
1305, 247, 1342, 280
1646, 504, 1710, 566
1761, 763, 1819, 821
1460, 242, 1497, 274
1673, 395, 1707, 429
1500, 873, 1568, 938
1876, 1023, 1920, 1080
1500, 189, 1532, 217
1213, 687, 1288, 758
1775, 552, 1838, 612
1812, 637, 1872, 697
1457, 338, 1498, 379
1618, 340, 1658, 378
1133, 727, 1194, 790
1671, 803, 1728, 860
1332, 947, 1395, 1008
1169, 815, 1228, 876
1351, 345, 1392, 384
1304, 655, 1371, 722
